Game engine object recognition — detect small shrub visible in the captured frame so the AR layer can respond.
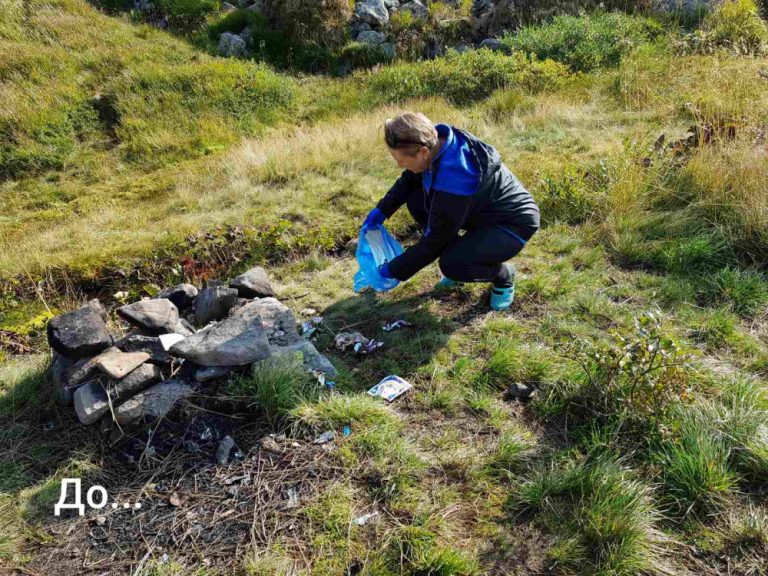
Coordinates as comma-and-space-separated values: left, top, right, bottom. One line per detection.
534, 163, 611, 226
683, 0, 768, 55
358, 49, 570, 106
501, 12, 664, 72
483, 87, 536, 121
338, 41, 394, 69
263, 0, 350, 48
228, 354, 316, 425
154, 0, 219, 31
697, 267, 768, 316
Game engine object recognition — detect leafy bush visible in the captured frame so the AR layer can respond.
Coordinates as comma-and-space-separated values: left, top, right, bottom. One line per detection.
339, 42, 394, 69
359, 49, 570, 106
501, 12, 664, 72
683, 0, 768, 55
263, 0, 350, 48
156, 0, 219, 31
534, 163, 611, 226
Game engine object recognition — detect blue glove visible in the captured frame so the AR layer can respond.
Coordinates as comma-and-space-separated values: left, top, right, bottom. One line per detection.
362, 207, 386, 231
378, 262, 394, 279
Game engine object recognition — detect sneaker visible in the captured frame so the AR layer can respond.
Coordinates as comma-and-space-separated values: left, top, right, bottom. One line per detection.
490, 285, 515, 311
435, 276, 460, 290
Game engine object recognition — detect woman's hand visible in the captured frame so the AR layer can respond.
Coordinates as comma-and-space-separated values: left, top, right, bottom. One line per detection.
378, 262, 393, 279
362, 207, 386, 231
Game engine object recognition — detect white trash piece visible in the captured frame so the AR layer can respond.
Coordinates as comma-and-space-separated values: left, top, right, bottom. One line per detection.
159, 333, 185, 351
367, 375, 412, 402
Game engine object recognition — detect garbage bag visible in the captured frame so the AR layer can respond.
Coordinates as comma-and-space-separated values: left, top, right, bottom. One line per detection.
354, 224, 404, 292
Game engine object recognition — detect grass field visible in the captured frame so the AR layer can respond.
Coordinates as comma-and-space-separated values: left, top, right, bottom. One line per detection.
1, 0, 767, 574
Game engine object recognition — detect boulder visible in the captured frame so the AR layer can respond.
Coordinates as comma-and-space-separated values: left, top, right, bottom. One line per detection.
247, 0, 263, 12
94, 348, 151, 379
157, 283, 198, 310
60, 355, 102, 393
271, 340, 338, 379
47, 301, 113, 359
114, 334, 172, 365
110, 363, 163, 399
357, 30, 387, 45
194, 285, 239, 326
114, 380, 194, 426
232, 297, 299, 346
49, 352, 75, 405
383, 0, 399, 8
354, 0, 389, 26
175, 318, 196, 336
221, 1, 237, 11
351, 20, 372, 37
195, 365, 233, 383
400, 0, 427, 19
230, 266, 274, 298
380, 42, 395, 59
169, 301, 272, 366
74, 381, 111, 425
218, 32, 247, 57
117, 299, 179, 334
479, 37, 503, 51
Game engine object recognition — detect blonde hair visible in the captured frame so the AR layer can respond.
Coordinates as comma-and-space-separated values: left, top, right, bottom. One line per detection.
384, 112, 439, 156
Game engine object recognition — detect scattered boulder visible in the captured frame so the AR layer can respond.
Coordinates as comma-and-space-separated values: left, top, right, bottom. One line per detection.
94, 347, 151, 379
47, 301, 113, 359
272, 341, 338, 379
505, 382, 536, 401
195, 365, 233, 383
194, 285, 239, 326
400, 0, 427, 19
383, 0, 399, 8
157, 283, 198, 310
114, 334, 172, 365
357, 30, 387, 45
110, 363, 163, 399
354, 0, 389, 27
221, 1, 237, 11
380, 42, 396, 59
230, 266, 274, 298
49, 352, 76, 405
479, 37, 503, 51
114, 380, 193, 426
218, 32, 247, 57
232, 297, 299, 346
117, 299, 179, 334
170, 301, 272, 366
74, 381, 111, 425
247, 0, 263, 12
174, 318, 196, 336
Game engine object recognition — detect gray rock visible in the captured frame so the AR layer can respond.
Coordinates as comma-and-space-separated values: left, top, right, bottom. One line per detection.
49, 352, 76, 405
157, 283, 198, 310
169, 301, 272, 366
114, 380, 194, 426
110, 363, 163, 399
240, 26, 253, 46
479, 37, 503, 51
114, 334, 172, 365
383, 0, 399, 8
94, 347, 150, 379
218, 32, 247, 57
271, 340, 338, 379
400, 0, 427, 19
47, 301, 113, 359
506, 382, 536, 401
380, 42, 396, 59
60, 355, 101, 393
246, 0, 263, 12
357, 30, 387, 45
454, 43, 471, 53
230, 266, 274, 298
354, 0, 389, 26
175, 318, 196, 336
216, 435, 236, 465
195, 365, 232, 382
194, 285, 239, 326
118, 299, 179, 334
351, 21, 371, 37
221, 1, 237, 11
658, 0, 716, 15
233, 297, 299, 346
74, 381, 111, 425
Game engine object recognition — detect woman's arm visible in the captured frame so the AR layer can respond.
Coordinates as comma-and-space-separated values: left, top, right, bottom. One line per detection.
375, 169, 420, 218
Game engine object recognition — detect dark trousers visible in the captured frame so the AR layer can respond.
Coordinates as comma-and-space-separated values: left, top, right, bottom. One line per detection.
406, 194, 536, 287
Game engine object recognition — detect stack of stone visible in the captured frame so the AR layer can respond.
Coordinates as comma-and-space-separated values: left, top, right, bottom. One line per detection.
47, 267, 336, 439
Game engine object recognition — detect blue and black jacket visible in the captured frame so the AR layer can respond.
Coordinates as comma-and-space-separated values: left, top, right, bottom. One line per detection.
376, 124, 540, 281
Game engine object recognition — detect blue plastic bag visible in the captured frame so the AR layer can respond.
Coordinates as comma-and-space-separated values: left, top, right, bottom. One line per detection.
354, 224, 404, 292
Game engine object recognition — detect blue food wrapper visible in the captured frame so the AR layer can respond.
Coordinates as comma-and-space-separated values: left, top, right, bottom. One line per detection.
353, 224, 404, 293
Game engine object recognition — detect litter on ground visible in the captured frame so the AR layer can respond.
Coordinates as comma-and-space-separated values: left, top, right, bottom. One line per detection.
334, 331, 367, 350
352, 511, 379, 526
313, 430, 336, 444
353, 340, 384, 355
159, 333, 185, 351
382, 319, 414, 332
367, 375, 413, 402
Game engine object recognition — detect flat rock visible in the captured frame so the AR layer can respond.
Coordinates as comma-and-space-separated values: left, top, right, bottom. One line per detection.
157, 283, 198, 310
195, 365, 232, 382
357, 30, 386, 44
94, 348, 150, 379
479, 37, 503, 51
233, 297, 299, 346
114, 334, 172, 365
169, 301, 272, 366
110, 363, 163, 399
118, 299, 179, 333
114, 380, 194, 426
61, 354, 103, 393
47, 301, 113, 359
271, 341, 338, 379
74, 381, 111, 425
194, 285, 239, 326
230, 266, 274, 298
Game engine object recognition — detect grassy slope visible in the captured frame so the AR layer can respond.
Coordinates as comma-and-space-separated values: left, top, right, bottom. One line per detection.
1, 2, 768, 575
